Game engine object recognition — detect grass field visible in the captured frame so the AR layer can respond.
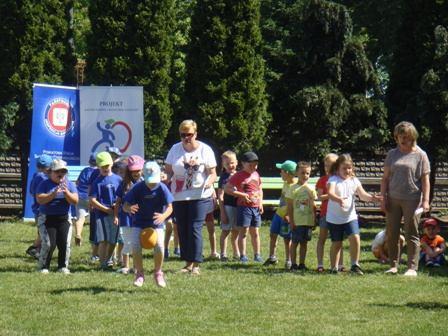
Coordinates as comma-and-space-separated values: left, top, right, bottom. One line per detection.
0, 220, 447, 336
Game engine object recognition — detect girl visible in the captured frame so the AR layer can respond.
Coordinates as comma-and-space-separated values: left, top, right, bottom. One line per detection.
218, 151, 239, 261
161, 168, 180, 258
326, 154, 382, 274
114, 155, 144, 274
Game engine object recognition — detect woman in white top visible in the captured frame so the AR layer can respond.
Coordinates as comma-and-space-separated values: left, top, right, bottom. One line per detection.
165, 120, 217, 275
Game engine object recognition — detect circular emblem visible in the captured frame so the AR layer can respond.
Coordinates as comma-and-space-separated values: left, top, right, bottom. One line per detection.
44, 99, 75, 136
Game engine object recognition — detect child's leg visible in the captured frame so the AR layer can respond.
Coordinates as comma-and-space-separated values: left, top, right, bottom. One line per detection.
249, 227, 260, 256
238, 227, 249, 257
290, 241, 298, 265
164, 219, 173, 250
284, 238, 291, 262
330, 241, 342, 269
348, 234, 361, 266
153, 228, 165, 273
269, 233, 278, 258
43, 222, 57, 270
220, 229, 230, 257
231, 228, 240, 258
316, 227, 328, 268
172, 222, 179, 250
131, 227, 144, 274
117, 243, 124, 264
98, 242, 108, 264
205, 214, 216, 256
299, 241, 308, 265
55, 218, 71, 269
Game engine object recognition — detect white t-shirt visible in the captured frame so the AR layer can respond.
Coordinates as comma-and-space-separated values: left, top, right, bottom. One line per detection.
371, 230, 386, 251
165, 141, 217, 201
326, 175, 361, 224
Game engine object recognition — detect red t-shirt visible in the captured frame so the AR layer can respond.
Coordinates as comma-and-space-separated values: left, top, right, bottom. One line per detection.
420, 234, 445, 252
228, 170, 262, 207
316, 175, 329, 216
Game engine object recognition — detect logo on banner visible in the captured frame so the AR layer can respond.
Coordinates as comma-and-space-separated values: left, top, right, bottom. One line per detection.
44, 99, 75, 136
91, 119, 132, 154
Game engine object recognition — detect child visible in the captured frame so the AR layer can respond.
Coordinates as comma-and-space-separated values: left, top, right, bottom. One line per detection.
264, 160, 297, 269
114, 155, 144, 274
420, 218, 446, 267
372, 229, 405, 264
315, 153, 345, 272
161, 168, 180, 258
225, 151, 263, 263
205, 190, 219, 259
89, 151, 122, 270
123, 161, 173, 287
217, 150, 239, 261
326, 154, 382, 275
26, 154, 53, 259
36, 159, 78, 273
286, 162, 316, 271
74, 153, 97, 246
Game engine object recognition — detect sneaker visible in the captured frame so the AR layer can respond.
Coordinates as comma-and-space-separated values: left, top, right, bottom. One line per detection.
298, 263, 307, 271
263, 256, 278, 266
220, 255, 229, 262
134, 273, 145, 287
39, 268, 49, 274
173, 247, 181, 256
285, 260, 292, 269
317, 266, 324, 273
209, 252, 220, 260
425, 260, 434, 267
240, 255, 249, 263
74, 236, 82, 246
338, 265, 347, 272
433, 262, 440, 267
330, 268, 339, 275
233, 255, 241, 261
290, 263, 299, 271
191, 267, 200, 276
107, 258, 114, 267
350, 264, 364, 275
90, 255, 100, 264
164, 248, 170, 259
253, 254, 263, 262
26, 245, 38, 259
58, 267, 71, 274
385, 267, 398, 275
154, 271, 166, 287
403, 269, 417, 277
116, 267, 130, 275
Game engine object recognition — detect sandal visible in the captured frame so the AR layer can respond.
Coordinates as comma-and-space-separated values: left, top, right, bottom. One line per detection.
191, 267, 200, 276
179, 266, 192, 274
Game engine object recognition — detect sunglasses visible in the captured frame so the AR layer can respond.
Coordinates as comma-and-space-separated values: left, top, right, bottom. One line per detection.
180, 133, 194, 138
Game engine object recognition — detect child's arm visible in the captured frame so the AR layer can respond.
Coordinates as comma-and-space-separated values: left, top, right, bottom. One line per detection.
36, 188, 59, 205
123, 201, 139, 214
317, 187, 329, 202
356, 184, 382, 203
61, 182, 78, 205
327, 182, 344, 207
308, 191, 316, 225
113, 197, 121, 226
433, 242, 446, 256
153, 204, 173, 225
90, 196, 114, 215
204, 167, 217, 189
287, 198, 295, 230
224, 183, 251, 204
259, 188, 264, 214
217, 187, 228, 224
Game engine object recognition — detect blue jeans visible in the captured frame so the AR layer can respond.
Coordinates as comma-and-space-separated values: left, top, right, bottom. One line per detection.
173, 198, 213, 263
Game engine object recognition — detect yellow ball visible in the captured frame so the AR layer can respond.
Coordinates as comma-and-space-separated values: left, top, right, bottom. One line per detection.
140, 227, 158, 249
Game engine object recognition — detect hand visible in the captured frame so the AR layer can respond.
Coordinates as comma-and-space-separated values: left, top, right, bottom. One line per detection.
380, 198, 387, 213
337, 197, 346, 207
113, 216, 119, 226
153, 212, 164, 225
243, 193, 252, 204
422, 200, 430, 213
128, 204, 139, 214
284, 215, 290, 223
290, 222, 297, 231
259, 204, 264, 215
372, 193, 383, 203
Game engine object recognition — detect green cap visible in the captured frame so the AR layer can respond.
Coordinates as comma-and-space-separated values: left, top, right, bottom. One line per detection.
275, 160, 297, 174
96, 151, 113, 167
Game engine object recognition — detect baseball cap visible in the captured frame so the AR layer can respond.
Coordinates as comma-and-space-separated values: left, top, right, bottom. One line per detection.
423, 218, 438, 228
276, 160, 297, 174
96, 151, 113, 167
36, 154, 53, 168
107, 146, 122, 157
127, 155, 145, 171
50, 159, 68, 172
89, 153, 97, 165
143, 161, 161, 184
241, 151, 258, 162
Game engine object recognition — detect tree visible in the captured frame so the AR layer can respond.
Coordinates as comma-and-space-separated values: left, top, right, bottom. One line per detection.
87, 0, 175, 157
184, 0, 269, 153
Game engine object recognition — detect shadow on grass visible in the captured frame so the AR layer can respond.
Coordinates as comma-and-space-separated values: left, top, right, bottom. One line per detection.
370, 302, 448, 311
49, 286, 142, 295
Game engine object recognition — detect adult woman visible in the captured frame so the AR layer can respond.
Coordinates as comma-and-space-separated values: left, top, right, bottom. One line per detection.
381, 121, 430, 276
37, 159, 78, 274
165, 120, 217, 275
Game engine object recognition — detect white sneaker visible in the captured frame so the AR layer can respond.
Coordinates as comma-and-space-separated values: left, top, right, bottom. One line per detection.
403, 269, 417, 277
58, 267, 71, 274
116, 267, 130, 275
40, 268, 49, 274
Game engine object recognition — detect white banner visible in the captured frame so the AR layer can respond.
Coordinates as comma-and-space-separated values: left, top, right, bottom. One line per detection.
79, 86, 144, 164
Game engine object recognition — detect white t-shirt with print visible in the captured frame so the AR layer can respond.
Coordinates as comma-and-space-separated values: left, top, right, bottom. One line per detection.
326, 175, 361, 224
166, 141, 217, 201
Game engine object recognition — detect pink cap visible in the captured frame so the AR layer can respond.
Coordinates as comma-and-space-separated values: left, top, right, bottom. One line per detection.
127, 155, 144, 171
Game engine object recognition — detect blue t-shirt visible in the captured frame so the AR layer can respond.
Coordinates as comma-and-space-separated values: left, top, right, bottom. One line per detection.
77, 166, 97, 200
30, 171, 48, 215
123, 181, 174, 228
218, 171, 237, 207
116, 178, 143, 227
90, 173, 122, 219
36, 179, 77, 216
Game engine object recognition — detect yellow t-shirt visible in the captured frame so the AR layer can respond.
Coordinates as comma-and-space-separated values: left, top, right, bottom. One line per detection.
276, 178, 298, 218
286, 183, 316, 227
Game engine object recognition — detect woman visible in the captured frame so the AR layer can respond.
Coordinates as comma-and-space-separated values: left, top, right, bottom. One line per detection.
381, 121, 430, 276
165, 120, 217, 275
36, 159, 78, 274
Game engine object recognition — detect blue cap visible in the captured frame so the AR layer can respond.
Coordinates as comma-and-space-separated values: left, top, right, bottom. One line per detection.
36, 154, 52, 168
107, 146, 122, 156
143, 161, 161, 184
89, 153, 97, 165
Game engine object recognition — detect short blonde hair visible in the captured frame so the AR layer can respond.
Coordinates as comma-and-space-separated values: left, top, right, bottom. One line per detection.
297, 161, 311, 170
324, 153, 338, 163
394, 121, 418, 145
221, 150, 237, 161
179, 119, 197, 133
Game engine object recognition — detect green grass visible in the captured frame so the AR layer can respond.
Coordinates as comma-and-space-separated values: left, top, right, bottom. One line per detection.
0, 220, 447, 336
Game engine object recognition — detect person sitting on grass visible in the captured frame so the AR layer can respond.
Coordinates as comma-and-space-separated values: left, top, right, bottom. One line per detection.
372, 229, 405, 264
286, 161, 316, 271
420, 218, 446, 267
264, 160, 297, 269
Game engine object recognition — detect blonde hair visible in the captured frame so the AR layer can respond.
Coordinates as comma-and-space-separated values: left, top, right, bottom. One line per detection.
179, 119, 197, 133
297, 161, 311, 170
330, 154, 355, 176
394, 121, 418, 145
221, 150, 237, 161
324, 153, 338, 163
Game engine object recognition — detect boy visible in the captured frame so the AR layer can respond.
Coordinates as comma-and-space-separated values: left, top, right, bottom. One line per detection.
420, 218, 446, 267
89, 151, 122, 270
286, 161, 316, 271
27, 154, 53, 259
225, 151, 263, 263
264, 160, 297, 269
372, 229, 405, 264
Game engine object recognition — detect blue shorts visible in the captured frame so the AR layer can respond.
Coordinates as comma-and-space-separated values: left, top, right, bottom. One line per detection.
318, 215, 328, 229
96, 215, 119, 244
221, 205, 238, 231
270, 213, 291, 239
327, 220, 360, 242
291, 226, 312, 243
237, 206, 261, 228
